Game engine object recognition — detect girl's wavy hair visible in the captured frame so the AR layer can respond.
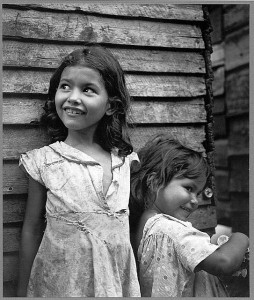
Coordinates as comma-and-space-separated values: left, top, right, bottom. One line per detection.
40, 43, 133, 157
130, 134, 210, 211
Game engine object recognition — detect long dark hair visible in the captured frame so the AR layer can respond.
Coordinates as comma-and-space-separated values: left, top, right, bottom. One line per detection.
129, 134, 210, 231
40, 43, 133, 157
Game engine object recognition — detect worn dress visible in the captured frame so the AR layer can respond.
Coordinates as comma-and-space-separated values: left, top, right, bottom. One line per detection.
137, 214, 228, 297
19, 141, 141, 297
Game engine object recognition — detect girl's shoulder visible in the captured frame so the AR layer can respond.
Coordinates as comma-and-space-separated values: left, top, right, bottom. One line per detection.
142, 213, 195, 239
20, 142, 62, 166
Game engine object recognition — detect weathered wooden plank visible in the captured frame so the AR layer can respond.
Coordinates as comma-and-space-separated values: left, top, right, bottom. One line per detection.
213, 115, 226, 138
3, 125, 206, 162
225, 26, 249, 71
229, 155, 249, 193
231, 192, 249, 235
225, 67, 249, 116
3, 253, 19, 282
215, 200, 231, 222
3, 8, 205, 49
3, 161, 29, 194
211, 43, 224, 68
213, 96, 225, 115
3, 280, 17, 297
4, 226, 22, 253
3, 97, 207, 125
212, 66, 225, 97
8, 3, 204, 21
224, 4, 249, 32
228, 116, 249, 157
214, 169, 229, 200
3, 69, 206, 97
209, 5, 223, 44
214, 139, 228, 168
3, 40, 206, 74
3, 196, 27, 223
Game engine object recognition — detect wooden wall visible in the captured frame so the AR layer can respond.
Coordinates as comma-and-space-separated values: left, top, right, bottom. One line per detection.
210, 5, 249, 296
210, 4, 249, 234
2, 4, 216, 296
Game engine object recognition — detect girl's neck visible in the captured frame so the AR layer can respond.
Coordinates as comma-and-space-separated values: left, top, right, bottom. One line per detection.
64, 130, 101, 153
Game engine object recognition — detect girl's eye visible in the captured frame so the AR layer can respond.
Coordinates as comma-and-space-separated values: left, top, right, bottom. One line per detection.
59, 83, 70, 90
186, 187, 193, 192
83, 87, 95, 93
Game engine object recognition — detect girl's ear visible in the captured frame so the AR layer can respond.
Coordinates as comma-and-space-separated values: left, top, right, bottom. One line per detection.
146, 172, 159, 191
105, 104, 115, 116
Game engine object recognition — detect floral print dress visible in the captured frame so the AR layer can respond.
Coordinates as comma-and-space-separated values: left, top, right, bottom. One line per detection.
19, 141, 141, 297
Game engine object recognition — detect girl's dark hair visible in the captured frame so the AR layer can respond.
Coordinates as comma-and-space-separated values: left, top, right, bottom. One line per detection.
130, 134, 210, 212
40, 43, 133, 157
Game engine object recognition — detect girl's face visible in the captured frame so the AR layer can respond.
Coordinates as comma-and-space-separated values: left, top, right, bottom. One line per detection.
55, 65, 110, 135
152, 175, 206, 221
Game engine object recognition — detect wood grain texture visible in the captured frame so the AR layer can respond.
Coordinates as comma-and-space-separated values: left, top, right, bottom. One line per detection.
214, 139, 228, 168
229, 155, 249, 193
228, 116, 249, 157
214, 169, 229, 199
3, 254, 19, 282
3, 8, 204, 49
225, 67, 249, 116
3, 196, 27, 223
3, 69, 206, 97
211, 43, 224, 68
3, 125, 206, 162
213, 96, 225, 115
213, 115, 226, 138
3, 97, 207, 125
209, 5, 223, 44
224, 4, 249, 32
3, 40, 206, 73
212, 66, 225, 97
9, 3, 204, 21
225, 26, 249, 71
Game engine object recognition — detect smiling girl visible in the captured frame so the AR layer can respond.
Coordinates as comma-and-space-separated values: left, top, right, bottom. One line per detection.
16, 44, 141, 297
130, 134, 249, 297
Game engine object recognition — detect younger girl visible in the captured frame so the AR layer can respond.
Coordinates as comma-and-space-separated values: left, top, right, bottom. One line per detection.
17, 44, 141, 297
130, 134, 249, 297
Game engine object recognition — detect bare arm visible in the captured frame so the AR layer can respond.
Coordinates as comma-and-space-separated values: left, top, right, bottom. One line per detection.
16, 176, 47, 297
195, 232, 249, 276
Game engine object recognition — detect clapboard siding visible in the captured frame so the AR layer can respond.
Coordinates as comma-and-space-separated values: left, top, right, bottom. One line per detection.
225, 26, 249, 71
3, 3, 204, 21
3, 40, 206, 73
3, 69, 206, 97
224, 4, 249, 32
3, 4, 216, 296
3, 125, 206, 162
3, 8, 205, 49
225, 67, 249, 116
3, 97, 207, 125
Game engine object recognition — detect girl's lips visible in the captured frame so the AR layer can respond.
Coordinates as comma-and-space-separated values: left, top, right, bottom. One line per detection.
64, 107, 86, 115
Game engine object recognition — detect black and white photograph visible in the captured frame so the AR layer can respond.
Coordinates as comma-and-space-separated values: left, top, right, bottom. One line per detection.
2, 2, 251, 297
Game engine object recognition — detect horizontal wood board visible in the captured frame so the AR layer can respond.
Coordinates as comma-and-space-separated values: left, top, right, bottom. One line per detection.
3, 8, 205, 49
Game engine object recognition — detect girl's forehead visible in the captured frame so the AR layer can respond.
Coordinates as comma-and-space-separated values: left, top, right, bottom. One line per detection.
60, 65, 103, 83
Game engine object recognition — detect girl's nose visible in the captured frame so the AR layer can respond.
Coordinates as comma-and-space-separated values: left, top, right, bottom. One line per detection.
67, 88, 82, 104
67, 97, 81, 105
190, 194, 199, 205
